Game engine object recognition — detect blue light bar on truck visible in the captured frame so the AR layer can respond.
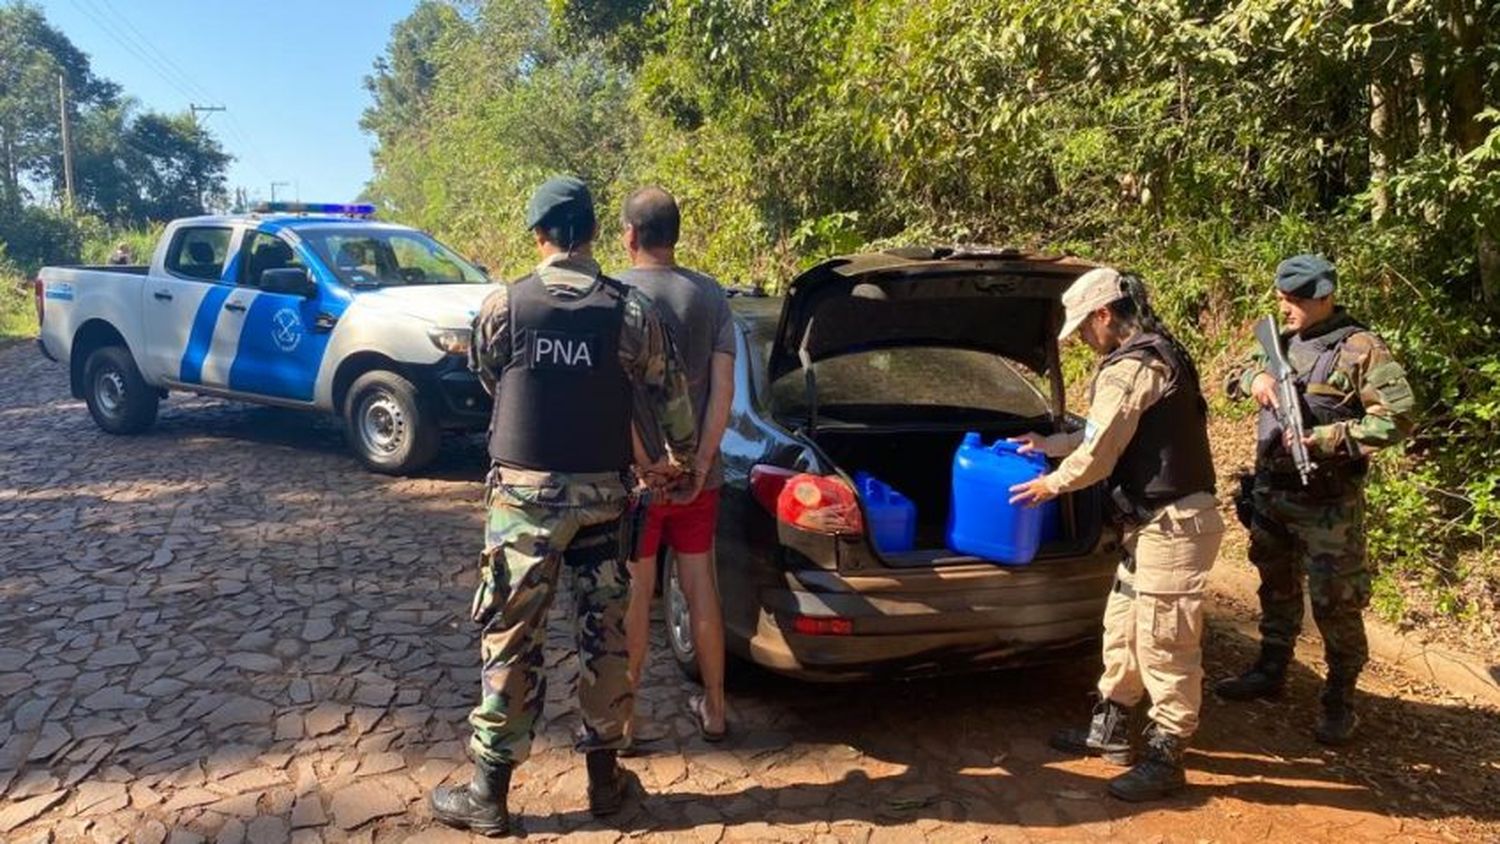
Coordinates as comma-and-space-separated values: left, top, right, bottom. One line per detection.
251, 202, 376, 217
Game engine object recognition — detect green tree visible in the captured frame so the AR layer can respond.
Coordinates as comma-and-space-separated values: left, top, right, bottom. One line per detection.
361, 0, 471, 151
123, 112, 231, 221
362, 0, 636, 272
0, 1, 119, 212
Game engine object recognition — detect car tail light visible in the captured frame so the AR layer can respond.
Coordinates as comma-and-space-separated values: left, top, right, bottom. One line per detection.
775, 472, 864, 535
792, 615, 853, 636
749, 465, 796, 513
33, 277, 44, 327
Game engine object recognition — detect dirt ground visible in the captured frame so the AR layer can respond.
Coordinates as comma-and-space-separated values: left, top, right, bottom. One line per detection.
1, 341, 1498, 843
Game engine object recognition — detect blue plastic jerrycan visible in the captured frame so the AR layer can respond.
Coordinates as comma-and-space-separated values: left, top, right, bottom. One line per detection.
947, 432, 1059, 564
853, 472, 917, 553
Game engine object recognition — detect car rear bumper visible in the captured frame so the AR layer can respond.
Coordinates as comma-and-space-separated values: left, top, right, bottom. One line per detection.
743, 551, 1118, 681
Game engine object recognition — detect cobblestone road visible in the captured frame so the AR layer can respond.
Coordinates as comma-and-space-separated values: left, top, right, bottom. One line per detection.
2, 341, 1497, 843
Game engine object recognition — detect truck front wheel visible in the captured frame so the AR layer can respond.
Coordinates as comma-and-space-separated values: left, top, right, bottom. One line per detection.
343, 369, 440, 475
83, 345, 158, 435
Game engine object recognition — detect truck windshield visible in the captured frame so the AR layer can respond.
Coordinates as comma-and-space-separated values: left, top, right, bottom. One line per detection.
300, 228, 487, 288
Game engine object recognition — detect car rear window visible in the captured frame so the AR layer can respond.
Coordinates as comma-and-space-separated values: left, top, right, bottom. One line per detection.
770, 347, 1050, 421
165, 227, 233, 282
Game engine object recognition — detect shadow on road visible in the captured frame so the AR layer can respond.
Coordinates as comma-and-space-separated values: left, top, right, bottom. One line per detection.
559, 624, 1500, 836
4, 348, 1496, 841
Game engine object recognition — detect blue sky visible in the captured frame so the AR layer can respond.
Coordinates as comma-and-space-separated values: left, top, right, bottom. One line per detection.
33, 0, 416, 203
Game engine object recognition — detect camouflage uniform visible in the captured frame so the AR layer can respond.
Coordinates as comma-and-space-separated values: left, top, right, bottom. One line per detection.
466, 252, 697, 767
1226, 308, 1414, 675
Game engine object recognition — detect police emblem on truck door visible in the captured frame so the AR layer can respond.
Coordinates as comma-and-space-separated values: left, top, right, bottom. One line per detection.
530, 330, 597, 370
271, 308, 304, 353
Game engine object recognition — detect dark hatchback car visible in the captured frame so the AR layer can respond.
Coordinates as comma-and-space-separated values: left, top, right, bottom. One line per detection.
659, 247, 1122, 682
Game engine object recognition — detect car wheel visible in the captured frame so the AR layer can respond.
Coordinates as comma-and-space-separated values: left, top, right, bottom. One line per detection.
664, 551, 703, 683
83, 345, 158, 434
344, 370, 440, 474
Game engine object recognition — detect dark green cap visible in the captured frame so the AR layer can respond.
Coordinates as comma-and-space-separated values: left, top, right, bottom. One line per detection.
1275, 253, 1336, 299
524, 175, 595, 234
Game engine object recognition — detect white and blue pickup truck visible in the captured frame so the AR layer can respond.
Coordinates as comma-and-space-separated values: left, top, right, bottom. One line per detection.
35, 203, 494, 474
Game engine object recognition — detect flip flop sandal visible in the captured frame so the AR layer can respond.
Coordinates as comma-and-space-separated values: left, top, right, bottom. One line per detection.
688, 693, 728, 743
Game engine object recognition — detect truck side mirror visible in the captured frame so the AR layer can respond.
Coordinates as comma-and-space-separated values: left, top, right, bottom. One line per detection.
261, 268, 317, 298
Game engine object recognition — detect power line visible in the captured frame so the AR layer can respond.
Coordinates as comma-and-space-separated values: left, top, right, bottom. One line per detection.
93, 0, 219, 103
65, 0, 277, 183
68, 0, 202, 105
220, 114, 275, 182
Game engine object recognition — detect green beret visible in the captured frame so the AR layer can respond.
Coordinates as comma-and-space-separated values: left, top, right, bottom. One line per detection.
524, 175, 595, 234
1275, 253, 1336, 299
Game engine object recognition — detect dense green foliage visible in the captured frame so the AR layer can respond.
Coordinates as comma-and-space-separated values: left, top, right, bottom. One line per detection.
0, 2, 230, 269
364, 1, 1500, 628
360, 2, 1500, 624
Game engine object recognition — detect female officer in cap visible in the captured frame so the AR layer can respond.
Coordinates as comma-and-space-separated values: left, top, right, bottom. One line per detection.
1009, 267, 1224, 802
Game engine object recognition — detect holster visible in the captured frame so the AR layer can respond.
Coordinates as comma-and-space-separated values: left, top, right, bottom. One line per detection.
1107, 486, 1155, 532
1234, 472, 1255, 529
618, 488, 652, 564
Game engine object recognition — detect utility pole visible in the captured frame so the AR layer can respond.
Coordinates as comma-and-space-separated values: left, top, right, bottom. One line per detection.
187, 106, 224, 212
58, 74, 75, 213
270, 181, 289, 203
189, 104, 225, 125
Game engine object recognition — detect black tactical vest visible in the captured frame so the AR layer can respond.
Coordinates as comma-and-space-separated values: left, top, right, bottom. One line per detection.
488, 273, 633, 472
1098, 331, 1217, 508
1255, 314, 1367, 475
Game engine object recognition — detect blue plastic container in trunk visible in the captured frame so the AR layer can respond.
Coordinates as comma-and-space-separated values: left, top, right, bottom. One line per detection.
853, 472, 917, 553
947, 432, 1057, 564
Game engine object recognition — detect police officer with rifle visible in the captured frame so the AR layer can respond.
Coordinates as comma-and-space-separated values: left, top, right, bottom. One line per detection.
1218, 254, 1415, 746
429, 176, 698, 835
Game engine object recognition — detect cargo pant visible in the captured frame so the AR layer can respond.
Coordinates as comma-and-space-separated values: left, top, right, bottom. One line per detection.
467, 473, 634, 767
1247, 479, 1370, 676
1098, 498, 1225, 739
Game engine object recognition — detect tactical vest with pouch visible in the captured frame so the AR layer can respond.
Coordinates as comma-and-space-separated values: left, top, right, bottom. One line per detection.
488, 273, 633, 472
1097, 331, 1217, 519
1255, 316, 1368, 487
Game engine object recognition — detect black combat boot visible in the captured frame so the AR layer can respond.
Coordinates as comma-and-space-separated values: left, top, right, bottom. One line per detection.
1108, 723, 1187, 802
1314, 670, 1360, 746
1214, 643, 1292, 701
1049, 697, 1133, 765
429, 757, 511, 836
586, 749, 638, 816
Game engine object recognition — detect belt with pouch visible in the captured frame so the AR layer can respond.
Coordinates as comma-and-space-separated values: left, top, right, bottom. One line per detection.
1260, 464, 1365, 497
1108, 486, 1168, 531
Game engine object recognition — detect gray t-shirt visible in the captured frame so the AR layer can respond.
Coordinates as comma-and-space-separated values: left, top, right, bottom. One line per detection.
619, 265, 736, 488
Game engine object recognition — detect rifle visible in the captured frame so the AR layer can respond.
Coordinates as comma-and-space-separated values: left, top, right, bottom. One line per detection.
1253, 315, 1315, 486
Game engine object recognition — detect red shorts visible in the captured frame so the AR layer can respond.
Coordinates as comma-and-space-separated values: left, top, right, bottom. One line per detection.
636, 487, 720, 558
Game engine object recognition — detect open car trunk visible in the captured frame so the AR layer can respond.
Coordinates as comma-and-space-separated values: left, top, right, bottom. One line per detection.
765, 247, 1105, 568
808, 422, 1106, 567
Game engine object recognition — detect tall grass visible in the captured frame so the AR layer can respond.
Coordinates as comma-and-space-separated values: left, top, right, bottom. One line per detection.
1, 272, 36, 343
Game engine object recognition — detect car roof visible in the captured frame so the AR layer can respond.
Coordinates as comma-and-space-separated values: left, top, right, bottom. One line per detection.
169, 214, 414, 231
